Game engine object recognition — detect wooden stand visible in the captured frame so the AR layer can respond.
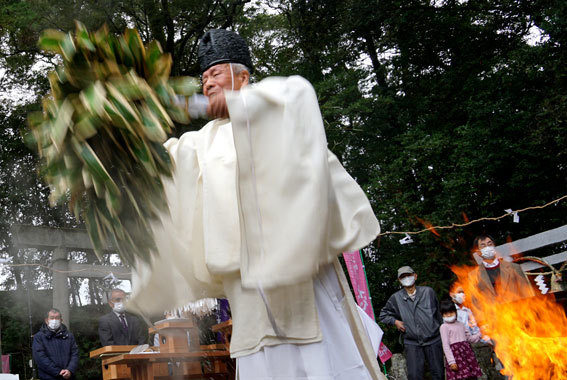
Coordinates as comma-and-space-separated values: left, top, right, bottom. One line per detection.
102, 351, 231, 380
149, 319, 199, 353
149, 318, 202, 375
91, 319, 234, 380
89, 345, 137, 380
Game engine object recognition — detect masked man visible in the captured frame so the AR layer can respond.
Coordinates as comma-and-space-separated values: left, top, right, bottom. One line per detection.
379, 266, 444, 380
129, 29, 385, 379
98, 288, 147, 346
32, 308, 79, 380
469, 234, 534, 305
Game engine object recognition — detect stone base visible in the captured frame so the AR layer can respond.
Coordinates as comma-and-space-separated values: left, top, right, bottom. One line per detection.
389, 353, 407, 379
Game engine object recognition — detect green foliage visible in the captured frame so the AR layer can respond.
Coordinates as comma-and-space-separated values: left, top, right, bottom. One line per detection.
27, 23, 201, 266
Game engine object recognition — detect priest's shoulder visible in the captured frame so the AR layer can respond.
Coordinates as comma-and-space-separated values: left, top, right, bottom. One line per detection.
254, 75, 317, 102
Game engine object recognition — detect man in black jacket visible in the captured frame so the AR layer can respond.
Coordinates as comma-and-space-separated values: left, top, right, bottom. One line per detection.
98, 289, 147, 346
379, 266, 444, 380
32, 308, 79, 380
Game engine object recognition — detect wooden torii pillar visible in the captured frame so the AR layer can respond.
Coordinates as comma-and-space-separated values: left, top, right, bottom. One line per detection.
11, 224, 130, 327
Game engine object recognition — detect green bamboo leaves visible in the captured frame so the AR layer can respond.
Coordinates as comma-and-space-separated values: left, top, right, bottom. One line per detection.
27, 22, 200, 265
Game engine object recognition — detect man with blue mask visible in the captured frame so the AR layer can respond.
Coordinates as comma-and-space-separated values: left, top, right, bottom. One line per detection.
469, 235, 533, 303
128, 29, 386, 379
379, 266, 444, 380
32, 308, 79, 380
98, 289, 147, 346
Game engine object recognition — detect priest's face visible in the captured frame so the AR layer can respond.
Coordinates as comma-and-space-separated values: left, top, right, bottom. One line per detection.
202, 63, 248, 98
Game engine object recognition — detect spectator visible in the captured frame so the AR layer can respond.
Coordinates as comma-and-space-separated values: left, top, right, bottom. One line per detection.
469, 235, 534, 307
379, 266, 444, 380
468, 234, 533, 379
32, 308, 79, 380
439, 299, 482, 380
450, 287, 481, 337
98, 289, 147, 346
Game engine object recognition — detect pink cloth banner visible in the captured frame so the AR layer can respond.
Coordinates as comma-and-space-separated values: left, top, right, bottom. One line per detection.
1, 354, 9, 373
377, 341, 393, 364
343, 250, 374, 319
343, 250, 392, 364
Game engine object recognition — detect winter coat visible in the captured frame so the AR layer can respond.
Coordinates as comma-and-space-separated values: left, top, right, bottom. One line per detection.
468, 260, 535, 323
32, 323, 79, 380
379, 286, 442, 346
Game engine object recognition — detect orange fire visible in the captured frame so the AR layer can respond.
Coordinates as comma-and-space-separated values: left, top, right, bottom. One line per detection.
451, 264, 567, 380
415, 216, 441, 237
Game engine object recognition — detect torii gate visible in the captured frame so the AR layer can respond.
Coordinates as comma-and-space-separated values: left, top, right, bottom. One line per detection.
10, 225, 131, 327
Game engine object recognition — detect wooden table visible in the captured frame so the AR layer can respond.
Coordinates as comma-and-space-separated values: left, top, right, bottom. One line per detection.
89, 345, 138, 380
90, 320, 234, 380
103, 351, 232, 380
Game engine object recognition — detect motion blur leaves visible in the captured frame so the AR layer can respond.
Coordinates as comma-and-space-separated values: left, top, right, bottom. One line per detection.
26, 22, 200, 265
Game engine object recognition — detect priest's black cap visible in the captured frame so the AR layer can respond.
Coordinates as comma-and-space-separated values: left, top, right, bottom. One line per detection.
198, 29, 254, 74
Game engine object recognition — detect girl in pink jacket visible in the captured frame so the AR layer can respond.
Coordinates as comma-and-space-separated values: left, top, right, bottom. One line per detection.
439, 299, 483, 380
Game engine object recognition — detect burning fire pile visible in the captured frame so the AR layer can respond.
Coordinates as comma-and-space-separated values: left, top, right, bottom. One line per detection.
451, 264, 567, 380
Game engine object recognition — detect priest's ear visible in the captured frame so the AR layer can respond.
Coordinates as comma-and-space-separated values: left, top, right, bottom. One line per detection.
239, 70, 250, 86
232, 63, 250, 88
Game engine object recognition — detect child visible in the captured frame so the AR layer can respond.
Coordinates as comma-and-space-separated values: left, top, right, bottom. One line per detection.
439, 299, 483, 380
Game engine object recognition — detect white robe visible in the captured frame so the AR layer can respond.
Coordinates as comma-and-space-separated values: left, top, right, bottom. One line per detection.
128, 76, 384, 379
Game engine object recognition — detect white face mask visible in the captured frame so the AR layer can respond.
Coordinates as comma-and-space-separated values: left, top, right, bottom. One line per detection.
48, 319, 61, 330
454, 293, 465, 304
443, 315, 457, 323
113, 302, 125, 314
480, 246, 496, 260
400, 276, 416, 287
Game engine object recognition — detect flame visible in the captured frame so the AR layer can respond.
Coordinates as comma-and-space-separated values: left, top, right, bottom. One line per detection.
451, 264, 567, 379
415, 216, 441, 237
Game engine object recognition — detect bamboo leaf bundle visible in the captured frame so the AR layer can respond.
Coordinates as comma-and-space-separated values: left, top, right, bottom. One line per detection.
26, 22, 200, 265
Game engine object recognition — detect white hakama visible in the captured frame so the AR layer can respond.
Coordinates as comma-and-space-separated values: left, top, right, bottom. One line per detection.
237, 264, 381, 380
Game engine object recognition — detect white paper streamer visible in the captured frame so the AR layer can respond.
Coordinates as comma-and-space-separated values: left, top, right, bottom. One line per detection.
399, 233, 414, 245
183, 298, 218, 318
505, 208, 520, 223
534, 274, 549, 294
